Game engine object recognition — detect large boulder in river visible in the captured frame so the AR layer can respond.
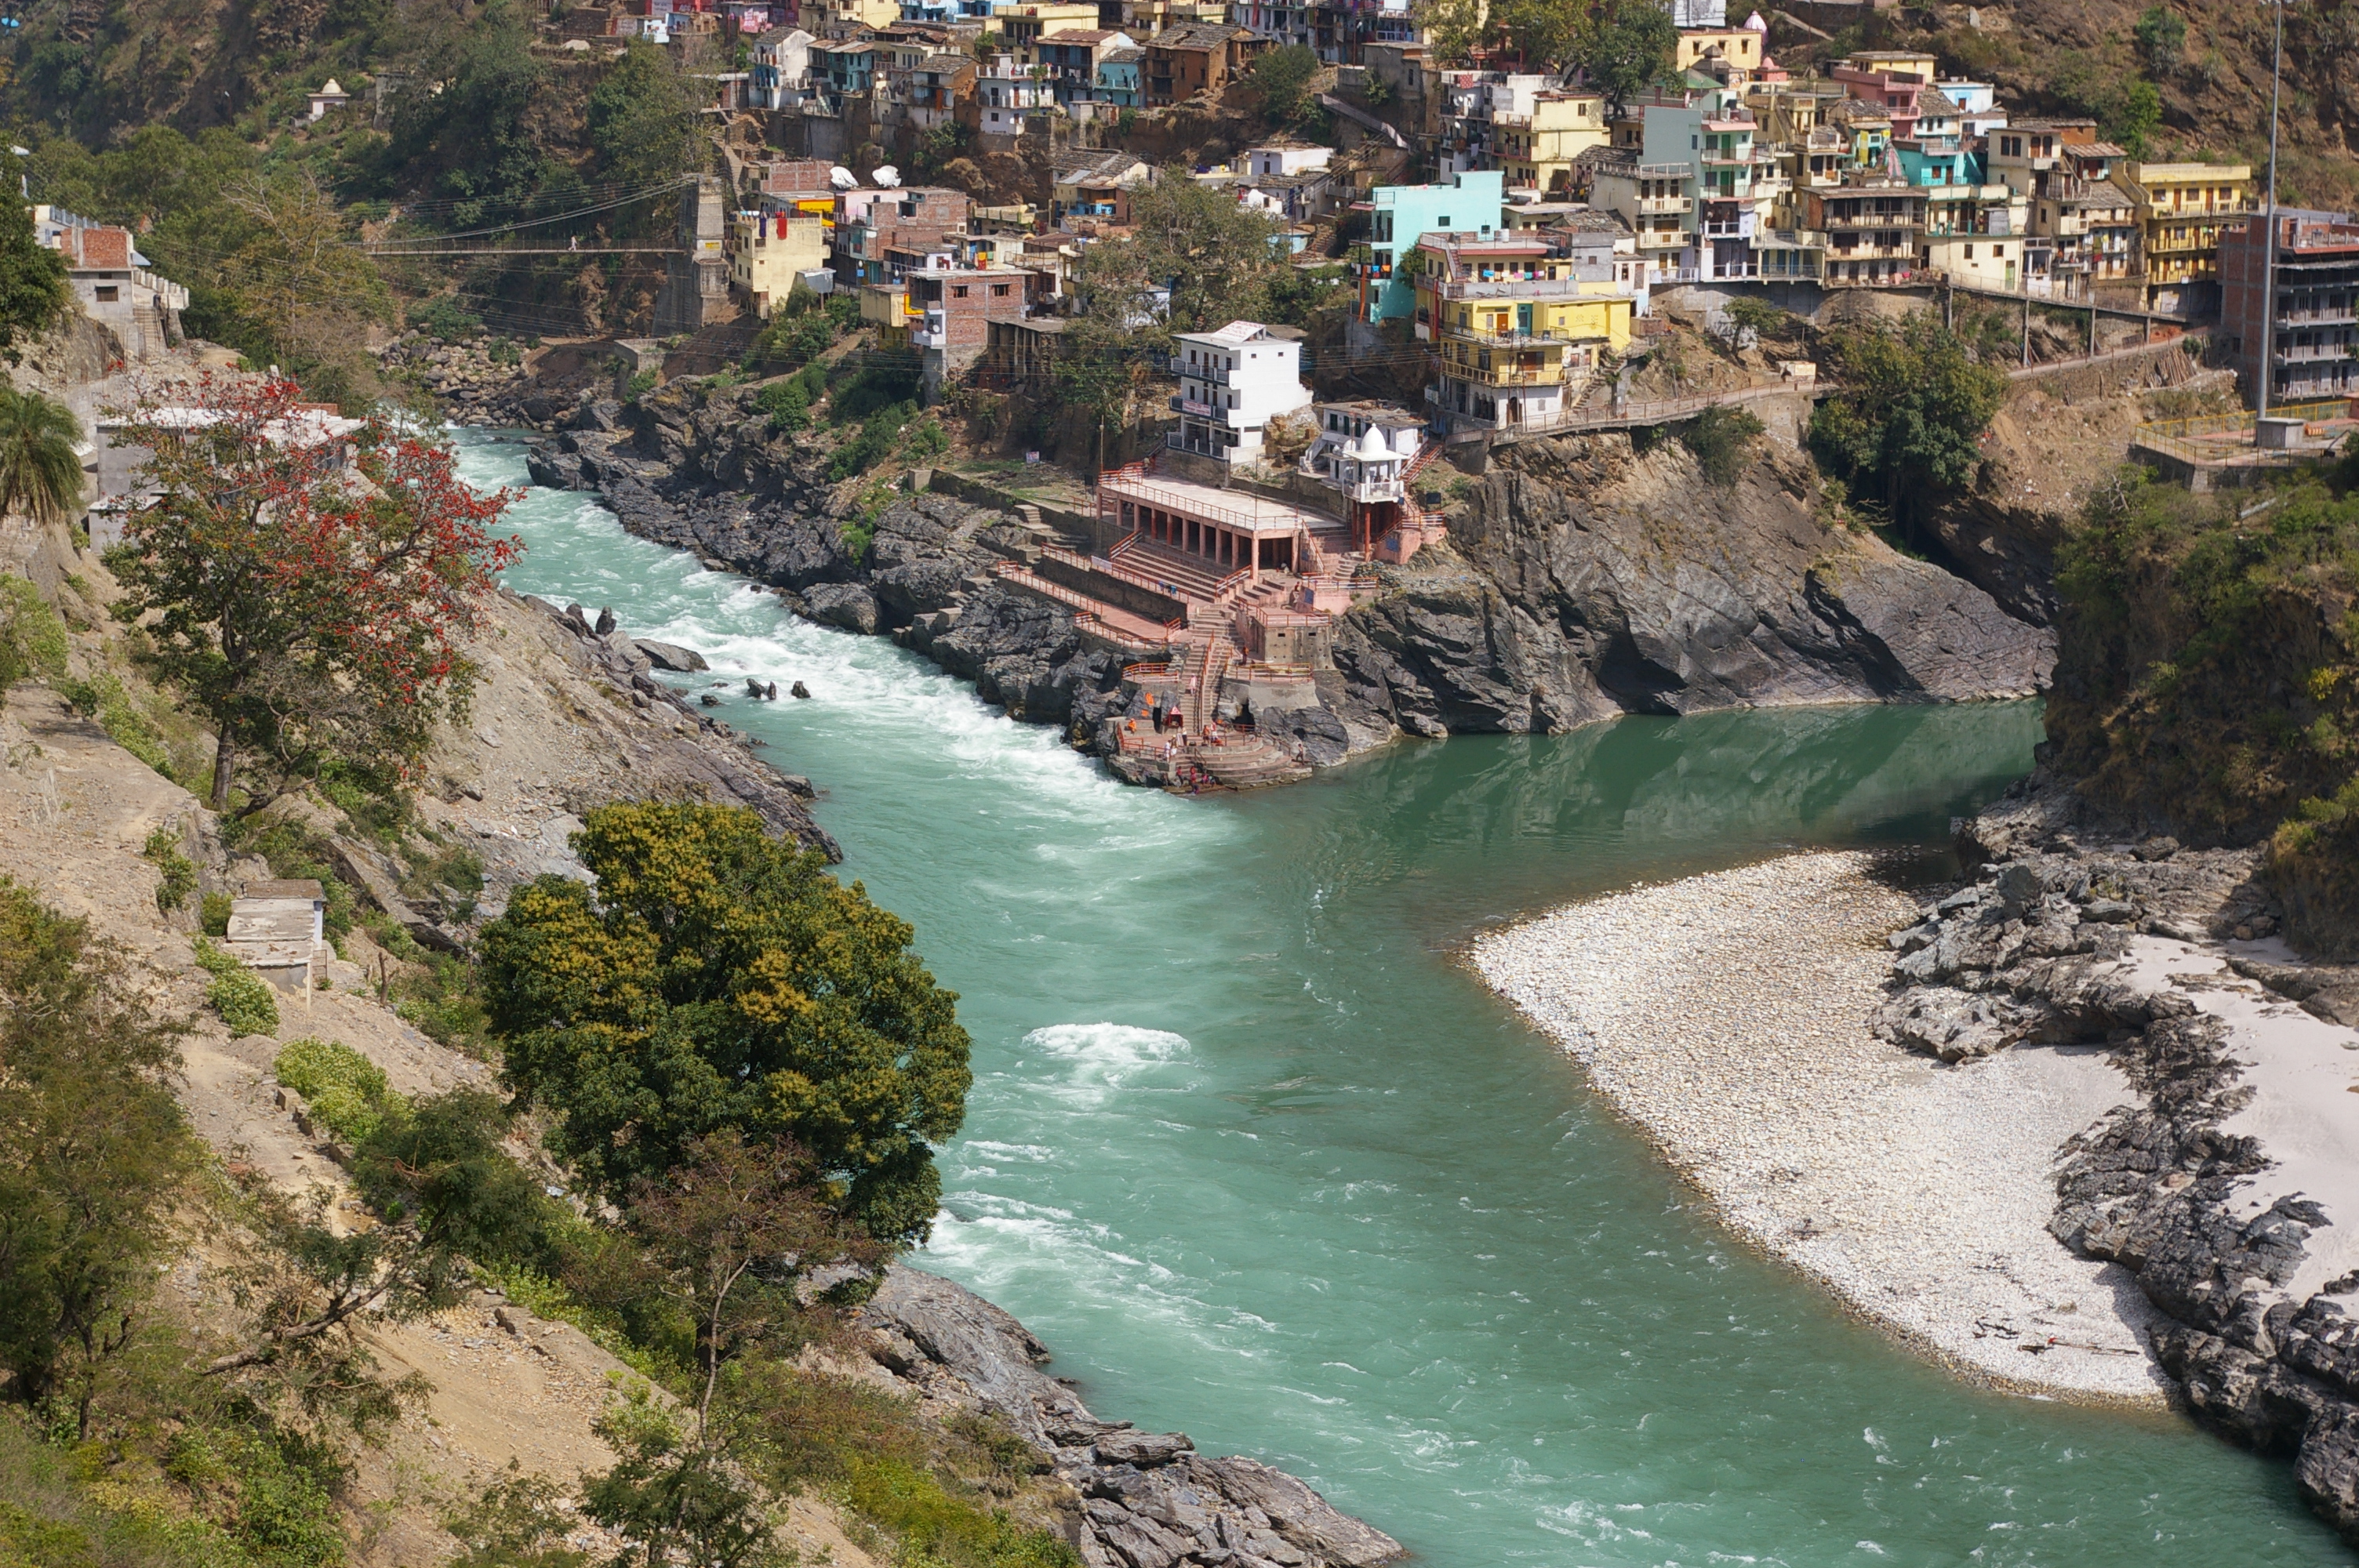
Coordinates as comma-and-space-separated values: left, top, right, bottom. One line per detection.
803, 582, 880, 635
634, 640, 708, 673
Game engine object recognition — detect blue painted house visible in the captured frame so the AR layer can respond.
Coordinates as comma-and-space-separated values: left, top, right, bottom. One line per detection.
1357, 169, 1505, 323
1094, 46, 1143, 107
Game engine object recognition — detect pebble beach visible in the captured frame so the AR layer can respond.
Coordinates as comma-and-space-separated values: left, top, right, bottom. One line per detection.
1470, 850, 2176, 1403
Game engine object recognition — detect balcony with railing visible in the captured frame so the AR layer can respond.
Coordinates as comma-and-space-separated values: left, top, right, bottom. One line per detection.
1440, 358, 1567, 387
1635, 194, 1692, 214
1441, 323, 1574, 348
1178, 363, 1236, 386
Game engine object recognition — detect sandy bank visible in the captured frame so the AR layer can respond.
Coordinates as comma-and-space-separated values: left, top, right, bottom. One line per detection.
1469, 851, 2175, 1403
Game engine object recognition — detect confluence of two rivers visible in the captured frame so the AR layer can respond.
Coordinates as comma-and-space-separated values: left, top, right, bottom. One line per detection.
462, 431, 2350, 1565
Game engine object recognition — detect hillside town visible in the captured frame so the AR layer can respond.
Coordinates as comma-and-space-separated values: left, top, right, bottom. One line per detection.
32, 0, 2335, 797
500, 0, 2327, 784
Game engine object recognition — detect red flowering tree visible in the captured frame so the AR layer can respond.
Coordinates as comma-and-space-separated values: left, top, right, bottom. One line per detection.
107, 376, 520, 811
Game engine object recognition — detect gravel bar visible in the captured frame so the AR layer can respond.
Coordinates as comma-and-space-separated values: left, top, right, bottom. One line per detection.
1470, 850, 2175, 1404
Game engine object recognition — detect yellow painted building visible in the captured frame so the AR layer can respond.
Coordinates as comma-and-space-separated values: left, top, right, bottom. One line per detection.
1495, 92, 1608, 196
1676, 27, 1763, 74
2125, 161, 2255, 299
805, 0, 903, 31
731, 202, 832, 318
1411, 232, 1634, 422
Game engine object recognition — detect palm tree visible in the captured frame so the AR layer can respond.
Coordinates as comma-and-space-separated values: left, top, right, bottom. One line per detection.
0, 383, 84, 528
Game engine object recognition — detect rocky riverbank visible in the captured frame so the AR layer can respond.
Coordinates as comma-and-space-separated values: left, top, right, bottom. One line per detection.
1470, 851, 2176, 1404
856, 1266, 1404, 1568
501, 382, 2058, 787
1473, 772, 2359, 1546
1888, 775, 2359, 1545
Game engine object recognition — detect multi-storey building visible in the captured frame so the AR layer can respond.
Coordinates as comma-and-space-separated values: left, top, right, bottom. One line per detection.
1986, 118, 2102, 200
1143, 22, 1262, 105
832, 186, 972, 285
991, 0, 1100, 47
1805, 180, 1927, 285
906, 263, 1036, 399
1235, 0, 1311, 49
1169, 320, 1314, 465
972, 52, 1052, 133
1830, 49, 1937, 139
2220, 209, 2359, 405
1589, 151, 1696, 283
1033, 28, 1133, 103
1493, 91, 1608, 197
1438, 71, 1555, 176
2032, 180, 2139, 298
747, 26, 815, 107
729, 162, 838, 315
1052, 149, 1154, 224
2125, 160, 2255, 310
1354, 168, 1506, 321
1412, 230, 1632, 431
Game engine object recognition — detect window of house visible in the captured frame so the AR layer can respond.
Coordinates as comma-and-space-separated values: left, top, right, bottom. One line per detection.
95, 285, 119, 302
992, 283, 1009, 296
954, 285, 969, 296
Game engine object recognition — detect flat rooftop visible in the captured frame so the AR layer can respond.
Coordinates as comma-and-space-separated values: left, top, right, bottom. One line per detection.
1101, 471, 1333, 535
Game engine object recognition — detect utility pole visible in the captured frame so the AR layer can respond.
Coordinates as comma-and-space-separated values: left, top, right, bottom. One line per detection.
2259, 0, 2284, 419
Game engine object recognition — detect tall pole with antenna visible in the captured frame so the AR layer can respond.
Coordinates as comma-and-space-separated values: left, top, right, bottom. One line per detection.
2259, 0, 2284, 419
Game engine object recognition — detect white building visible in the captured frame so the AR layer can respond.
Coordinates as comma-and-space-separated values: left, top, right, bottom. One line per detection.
306, 79, 351, 121
1169, 320, 1312, 466
750, 27, 816, 108
1245, 142, 1334, 180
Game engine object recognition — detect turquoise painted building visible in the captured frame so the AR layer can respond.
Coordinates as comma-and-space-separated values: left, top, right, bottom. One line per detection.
1357, 169, 1506, 324
1897, 145, 1981, 187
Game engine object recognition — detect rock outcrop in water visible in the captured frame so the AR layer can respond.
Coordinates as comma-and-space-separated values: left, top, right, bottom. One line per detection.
1874, 776, 2359, 1545
859, 1266, 1405, 1568
521, 388, 2053, 775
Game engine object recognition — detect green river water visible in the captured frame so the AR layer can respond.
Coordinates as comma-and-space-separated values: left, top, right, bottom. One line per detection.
461, 430, 2351, 1566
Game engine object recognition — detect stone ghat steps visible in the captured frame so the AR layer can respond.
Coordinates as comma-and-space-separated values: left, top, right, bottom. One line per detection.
1115, 536, 1248, 602
1194, 735, 1310, 789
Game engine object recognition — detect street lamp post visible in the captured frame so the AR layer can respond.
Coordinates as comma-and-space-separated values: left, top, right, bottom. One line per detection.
2259, 0, 2284, 419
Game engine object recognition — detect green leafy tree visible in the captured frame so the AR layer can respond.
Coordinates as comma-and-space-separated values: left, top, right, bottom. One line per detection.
586, 1385, 786, 1568
1249, 45, 1321, 122
376, 0, 555, 224
1808, 314, 2005, 528
481, 803, 973, 1243
591, 42, 704, 205
1412, 0, 1486, 63
1488, 0, 1583, 71
2134, 5, 2186, 75
0, 194, 67, 362
0, 386, 85, 527
0, 880, 198, 1439
1576, 0, 1677, 112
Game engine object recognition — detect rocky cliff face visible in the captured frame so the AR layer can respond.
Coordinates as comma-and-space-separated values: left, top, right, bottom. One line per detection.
517, 387, 2056, 779
1322, 423, 2055, 741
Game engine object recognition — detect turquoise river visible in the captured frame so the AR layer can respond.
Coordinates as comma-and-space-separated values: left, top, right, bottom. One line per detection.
460, 430, 2352, 1566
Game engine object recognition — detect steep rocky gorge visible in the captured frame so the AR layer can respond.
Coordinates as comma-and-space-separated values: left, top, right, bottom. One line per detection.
514, 383, 2056, 777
